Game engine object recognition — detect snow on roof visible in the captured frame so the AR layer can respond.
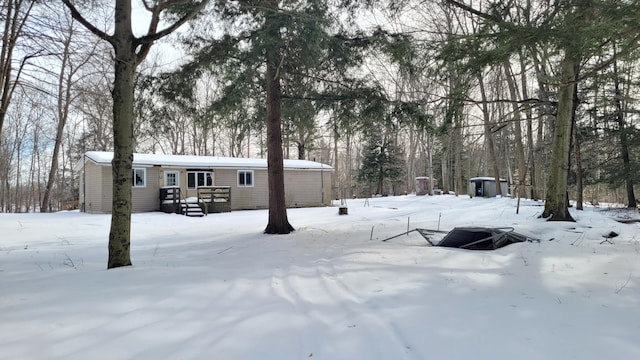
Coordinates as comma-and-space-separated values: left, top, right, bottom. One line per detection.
80, 151, 333, 170
469, 177, 507, 182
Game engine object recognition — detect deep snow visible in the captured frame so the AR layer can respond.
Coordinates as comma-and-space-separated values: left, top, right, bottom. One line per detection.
1, 195, 639, 360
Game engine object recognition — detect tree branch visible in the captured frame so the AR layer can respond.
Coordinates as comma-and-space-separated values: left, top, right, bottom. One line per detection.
136, 0, 211, 63
61, 0, 113, 45
443, 0, 503, 23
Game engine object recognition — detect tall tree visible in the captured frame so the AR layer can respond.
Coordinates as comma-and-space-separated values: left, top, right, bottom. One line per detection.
358, 130, 405, 195
612, 48, 637, 209
503, 62, 527, 199
184, 0, 398, 233
40, 9, 96, 212
0, 0, 35, 144
261, 0, 293, 233
542, 53, 578, 221
442, 0, 640, 220
61, 0, 209, 268
476, 69, 502, 196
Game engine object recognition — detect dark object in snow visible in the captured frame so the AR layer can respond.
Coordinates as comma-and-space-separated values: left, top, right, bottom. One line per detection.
437, 227, 532, 250
615, 218, 640, 224
383, 227, 536, 250
600, 231, 618, 244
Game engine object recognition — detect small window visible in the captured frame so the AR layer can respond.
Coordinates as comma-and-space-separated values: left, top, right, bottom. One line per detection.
238, 170, 254, 187
187, 171, 213, 189
132, 168, 146, 187
164, 171, 179, 187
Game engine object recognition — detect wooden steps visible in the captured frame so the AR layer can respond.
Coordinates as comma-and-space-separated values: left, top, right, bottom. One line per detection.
181, 202, 204, 217
160, 186, 230, 217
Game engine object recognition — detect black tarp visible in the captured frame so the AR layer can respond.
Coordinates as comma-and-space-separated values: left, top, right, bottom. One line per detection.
382, 226, 534, 250
437, 227, 530, 250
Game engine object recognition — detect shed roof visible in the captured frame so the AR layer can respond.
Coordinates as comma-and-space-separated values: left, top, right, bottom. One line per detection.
469, 177, 507, 182
76, 151, 333, 171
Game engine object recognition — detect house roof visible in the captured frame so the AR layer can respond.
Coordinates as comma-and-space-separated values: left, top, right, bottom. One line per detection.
77, 151, 333, 171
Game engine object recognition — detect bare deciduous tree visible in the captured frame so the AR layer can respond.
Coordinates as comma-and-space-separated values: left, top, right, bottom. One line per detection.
61, 0, 210, 268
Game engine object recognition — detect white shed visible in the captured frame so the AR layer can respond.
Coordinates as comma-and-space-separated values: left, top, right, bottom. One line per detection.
468, 177, 509, 198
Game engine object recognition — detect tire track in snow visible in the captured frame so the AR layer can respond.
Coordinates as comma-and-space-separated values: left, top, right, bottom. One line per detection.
271, 259, 422, 359
314, 258, 422, 360
271, 266, 328, 357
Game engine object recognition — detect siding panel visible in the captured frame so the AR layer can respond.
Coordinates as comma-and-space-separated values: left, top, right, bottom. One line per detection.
132, 166, 160, 212
285, 170, 319, 207
84, 162, 104, 213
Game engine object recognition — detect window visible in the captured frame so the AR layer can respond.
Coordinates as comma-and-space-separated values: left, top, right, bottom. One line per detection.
238, 170, 254, 187
164, 171, 179, 187
187, 171, 213, 189
132, 168, 146, 187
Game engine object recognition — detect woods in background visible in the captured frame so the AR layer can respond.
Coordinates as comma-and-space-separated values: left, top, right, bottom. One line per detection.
1, 0, 639, 215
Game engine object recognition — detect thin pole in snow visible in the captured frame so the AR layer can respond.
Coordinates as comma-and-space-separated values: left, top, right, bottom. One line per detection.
438, 212, 441, 231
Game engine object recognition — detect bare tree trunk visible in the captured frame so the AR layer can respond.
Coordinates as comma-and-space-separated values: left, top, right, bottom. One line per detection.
477, 71, 502, 196
106, 0, 136, 268
542, 52, 577, 221
0, 0, 34, 143
406, 126, 418, 193
572, 112, 583, 210
453, 107, 463, 196
63, 0, 209, 268
613, 54, 637, 209
520, 54, 536, 201
570, 70, 584, 211
41, 26, 75, 212
345, 129, 353, 198
531, 46, 552, 201
28, 127, 38, 212
503, 62, 527, 199
264, 42, 294, 234
296, 140, 305, 160
426, 135, 434, 194
441, 145, 450, 194
263, 0, 293, 234
332, 119, 339, 195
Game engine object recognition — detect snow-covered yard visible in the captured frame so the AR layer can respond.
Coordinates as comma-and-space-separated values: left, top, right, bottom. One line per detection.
1, 195, 639, 359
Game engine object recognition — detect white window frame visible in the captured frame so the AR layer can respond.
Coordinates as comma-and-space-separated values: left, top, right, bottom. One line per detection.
132, 168, 146, 188
187, 171, 213, 189
164, 170, 180, 187
237, 170, 254, 187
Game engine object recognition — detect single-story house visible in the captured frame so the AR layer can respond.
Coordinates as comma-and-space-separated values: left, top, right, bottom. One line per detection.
75, 151, 333, 214
468, 177, 509, 198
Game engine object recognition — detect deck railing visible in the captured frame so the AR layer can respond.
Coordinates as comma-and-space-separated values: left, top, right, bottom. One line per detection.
197, 186, 231, 214
160, 186, 231, 215
159, 186, 182, 214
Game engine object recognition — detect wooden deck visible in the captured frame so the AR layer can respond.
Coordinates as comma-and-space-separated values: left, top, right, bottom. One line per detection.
160, 186, 231, 216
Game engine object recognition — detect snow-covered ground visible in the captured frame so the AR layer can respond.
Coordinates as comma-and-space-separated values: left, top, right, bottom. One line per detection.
1, 195, 639, 360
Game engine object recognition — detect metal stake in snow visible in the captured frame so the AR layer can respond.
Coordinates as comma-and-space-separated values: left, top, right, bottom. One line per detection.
438, 212, 441, 231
